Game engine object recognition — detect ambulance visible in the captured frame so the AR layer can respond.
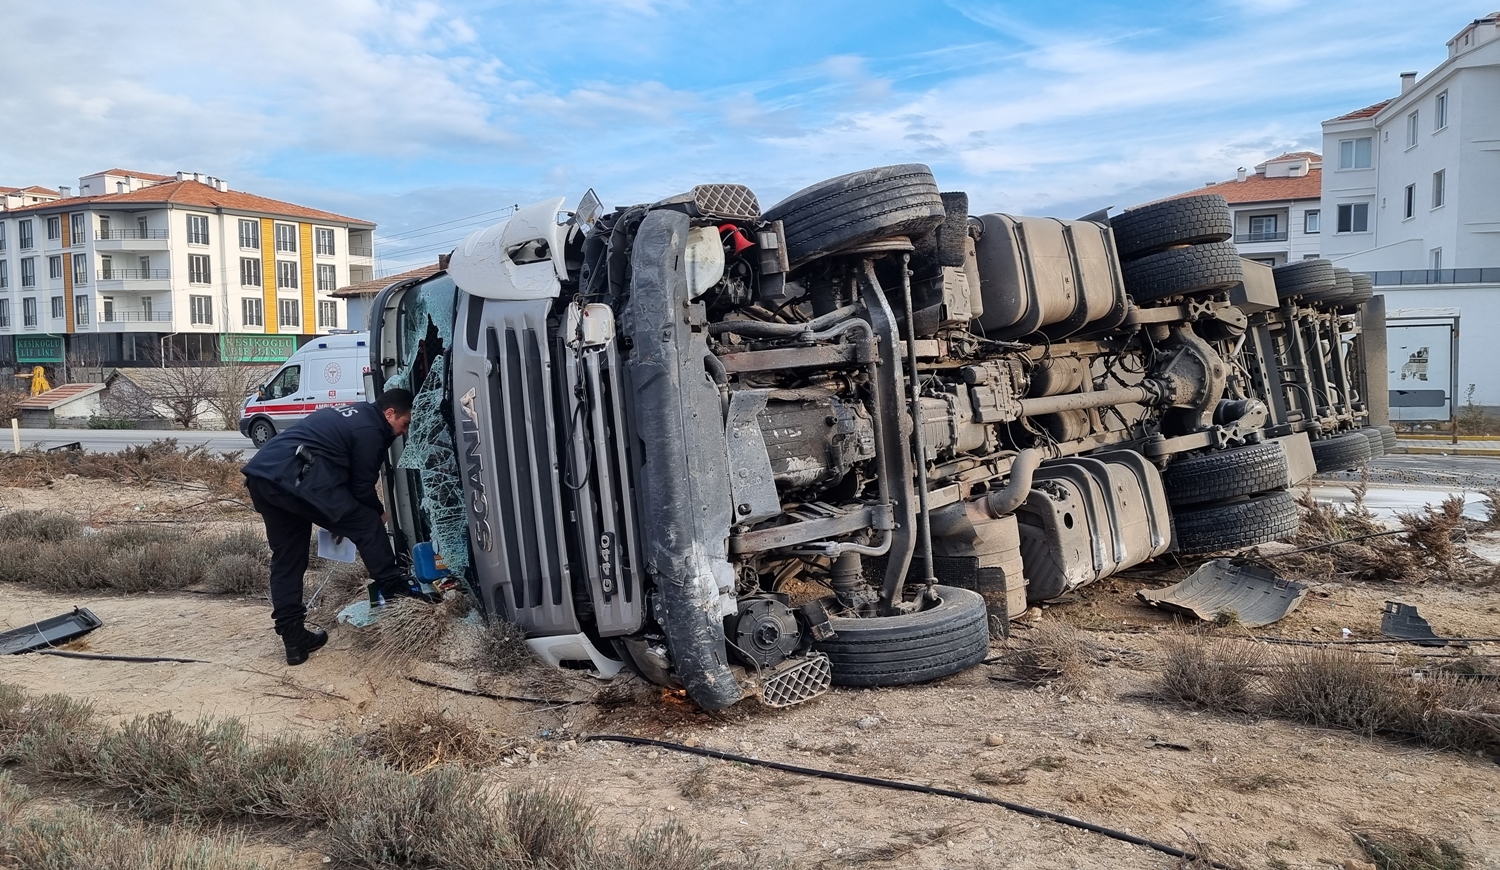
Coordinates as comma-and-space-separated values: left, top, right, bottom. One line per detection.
238, 332, 372, 447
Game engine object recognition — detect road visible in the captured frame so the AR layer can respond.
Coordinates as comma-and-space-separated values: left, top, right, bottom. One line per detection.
5, 428, 256, 457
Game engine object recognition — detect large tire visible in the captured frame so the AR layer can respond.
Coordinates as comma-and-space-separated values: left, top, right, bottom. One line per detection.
1311, 431, 1372, 472
1163, 442, 1290, 507
764, 164, 946, 268
1110, 194, 1233, 260
1378, 424, 1397, 451
249, 418, 276, 447
1121, 241, 1245, 304
1343, 272, 1374, 307
1358, 426, 1386, 459
1173, 490, 1300, 554
1273, 259, 1335, 300
1307, 267, 1355, 306
814, 585, 990, 687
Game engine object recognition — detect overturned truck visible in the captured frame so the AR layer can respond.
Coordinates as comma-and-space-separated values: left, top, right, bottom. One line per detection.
370, 165, 1386, 710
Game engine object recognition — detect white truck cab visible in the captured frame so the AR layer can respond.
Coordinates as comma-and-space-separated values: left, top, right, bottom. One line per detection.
239, 332, 372, 447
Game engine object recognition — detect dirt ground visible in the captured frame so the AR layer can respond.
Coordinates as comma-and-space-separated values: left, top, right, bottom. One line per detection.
2, 479, 1498, 870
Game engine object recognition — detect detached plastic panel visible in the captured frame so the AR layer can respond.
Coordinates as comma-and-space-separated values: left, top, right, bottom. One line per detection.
1, 607, 103, 655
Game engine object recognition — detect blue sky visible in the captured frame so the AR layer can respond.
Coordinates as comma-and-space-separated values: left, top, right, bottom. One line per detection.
1, 1, 1484, 275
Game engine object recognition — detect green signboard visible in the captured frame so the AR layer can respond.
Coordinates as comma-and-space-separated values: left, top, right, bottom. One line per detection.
15, 335, 64, 364
221, 334, 297, 363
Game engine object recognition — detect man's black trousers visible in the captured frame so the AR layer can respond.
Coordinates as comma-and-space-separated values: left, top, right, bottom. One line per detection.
245, 477, 403, 632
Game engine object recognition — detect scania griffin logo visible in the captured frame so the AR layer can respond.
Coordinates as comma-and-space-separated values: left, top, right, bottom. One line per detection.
459, 387, 493, 552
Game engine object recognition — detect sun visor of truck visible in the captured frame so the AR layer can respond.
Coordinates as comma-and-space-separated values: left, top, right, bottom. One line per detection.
447, 197, 569, 300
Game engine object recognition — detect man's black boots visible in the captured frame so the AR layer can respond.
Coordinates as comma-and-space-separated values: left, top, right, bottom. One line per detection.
278, 624, 329, 666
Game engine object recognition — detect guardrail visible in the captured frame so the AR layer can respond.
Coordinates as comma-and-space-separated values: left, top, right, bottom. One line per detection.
1234, 231, 1289, 243
102, 311, 173, 322
348, 245, 373, 257
95, 229, 169, 240
97, 269, 170, 280
1370, 268, 1500, 286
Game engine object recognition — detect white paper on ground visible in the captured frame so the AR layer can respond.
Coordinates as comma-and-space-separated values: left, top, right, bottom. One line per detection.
317, 527, 358, 562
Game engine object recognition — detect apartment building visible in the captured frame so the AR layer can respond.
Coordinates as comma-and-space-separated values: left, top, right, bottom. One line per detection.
1320, 12, 1500, 401
0, 169, 375, 370
1167, 152, 1324, 266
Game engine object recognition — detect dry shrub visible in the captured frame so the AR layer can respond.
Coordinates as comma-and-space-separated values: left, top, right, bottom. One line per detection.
0, 773, 280, 870
205, 554, 269, 595
1275, 491, 1419, 583
0, 521, 269, 595
479, 615, 534, 673
0, 439, 247, 497
0, 684, 95, 763
362, 598, 451, 668
0, 509, 80, 542
1264, 649, 1407, 735
306, 561, 370, 614
1353, 828, 1467, 870
1157, 634, 1264, 712
1397, 494, 1467, 574
359, 707, 507, 772
1005, 621, 1092, 692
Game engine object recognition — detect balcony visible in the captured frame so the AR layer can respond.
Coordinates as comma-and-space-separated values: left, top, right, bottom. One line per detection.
1234, 231, 1289, 243
102, 310, 173, 323
348, 245, 373, 258
96, 229, 168, 241
97, 268, 170, 280
1371, 268, 1500, 286
93, 229, 169, 252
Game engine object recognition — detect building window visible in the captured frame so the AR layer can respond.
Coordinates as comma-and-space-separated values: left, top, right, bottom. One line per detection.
1404, 184, 1416, 220
318, 300, 338, 328
69, 214, 84, 244
239, 219, 260, 250
240, 257, 262, 287
102, 297, 113, 322
315, 227, 335, 256
1336, 203, 1370, 233
316, 264, 336, 292
0, 300, 9, 328
0, 222, 6, 251
137, 216, 149, 238
1435, 91, 1448, 130
1407, 111, 1419, 148
189, 254, 212, 285
187, 214, 210, 245
73, 254, 87, 285
1247, 214, 1278, 240
46, 216, 60, 240
50, 296, 64, 319
18, 220, 33, 249
75, 295, 89, 326
275, 224, 297, 253
48, 256, 62, 280
277, 260, 299, 289
279, 299, 300, 328
0, 261, 7, 288
1430, 248, 1443, 270
20, 258, 35, 287
1432, 170, 1446, 208
1304, 210, 1320, 234
1338, 137, 1372, 169
242, 297, 264, 327
190, 295, 213, 325
22, 298, 37, 328
142, 297, 152, 320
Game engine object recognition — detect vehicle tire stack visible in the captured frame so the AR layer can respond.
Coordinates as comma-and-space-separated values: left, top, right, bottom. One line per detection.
1310, 429, 1373, 472
1110, 194, 1243, 305
1162, 441, 1301, 554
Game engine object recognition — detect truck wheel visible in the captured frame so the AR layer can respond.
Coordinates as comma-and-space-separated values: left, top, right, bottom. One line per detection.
249, 418, 276, 447
1378, 425, 1397, 451
1108, 194, 1233, 260
1343, 272, 1374, 307
1173, 490, 1300, 554
1121, 241, 1244, 304
764, 164, 947, 268
1306, 267, 1355, 307
1272, 259, 1335, 300
1358, 426, 1386, 459
1311, 431, 1371, 472
813, 585, 990, 687
1163, 442, 1290, 507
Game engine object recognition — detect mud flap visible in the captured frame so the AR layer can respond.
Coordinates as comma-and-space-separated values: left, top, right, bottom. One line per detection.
625, 209, 742, 710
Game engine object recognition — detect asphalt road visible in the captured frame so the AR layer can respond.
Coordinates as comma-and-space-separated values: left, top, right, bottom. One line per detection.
1319, 454, 1500, 490
6, 428, 256, 457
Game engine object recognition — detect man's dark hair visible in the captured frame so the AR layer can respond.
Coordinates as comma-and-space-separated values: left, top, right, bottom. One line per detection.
377, 388, 414, 416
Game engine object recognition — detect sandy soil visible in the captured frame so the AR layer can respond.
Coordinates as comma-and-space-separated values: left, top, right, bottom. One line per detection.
2, 480, 1498, 870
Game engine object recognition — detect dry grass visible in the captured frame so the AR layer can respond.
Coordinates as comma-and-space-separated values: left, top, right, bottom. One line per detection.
358, 707, 508, 772
478, 614, 535, 673
1353, 828, 1467, 870
0, 773, 282, 870
1264, 649, 1412, 736
1157, 634, 1264, 713
0, 439, 248, 497
1002, 621, 1093, 692
0, 680, 765, 870
359, 596, 472, 669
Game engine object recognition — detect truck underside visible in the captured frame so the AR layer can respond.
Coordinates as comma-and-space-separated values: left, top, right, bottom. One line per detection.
370, 166, 1384, 710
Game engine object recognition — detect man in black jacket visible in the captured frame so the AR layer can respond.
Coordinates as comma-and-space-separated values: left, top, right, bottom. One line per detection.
243, 389, 414, 664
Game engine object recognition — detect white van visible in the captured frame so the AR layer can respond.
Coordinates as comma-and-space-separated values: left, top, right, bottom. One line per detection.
239, 332, 372, 446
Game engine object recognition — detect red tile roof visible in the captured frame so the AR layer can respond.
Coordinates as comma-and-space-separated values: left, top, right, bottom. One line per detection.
0, 180, 373, 225
15, 383, 105, 411
1328, 99, 1392, 122
1171, 167, 1323, 204
1260, 151, 1321, 165
332, 263, 442, 298
87, 168, 175, 182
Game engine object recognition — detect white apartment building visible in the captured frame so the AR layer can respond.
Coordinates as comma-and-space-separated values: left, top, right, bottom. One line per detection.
1167, 152, 1324, 266
0, 169, 375, 370
1321, 12, 1500, 402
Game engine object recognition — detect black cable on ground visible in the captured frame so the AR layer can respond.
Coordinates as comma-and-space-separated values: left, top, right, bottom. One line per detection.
34, 650, 210, 664
583, 734, 1236, 870
406, 676, 578, 706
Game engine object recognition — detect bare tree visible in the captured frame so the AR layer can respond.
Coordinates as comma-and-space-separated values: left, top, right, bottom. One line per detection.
204, 364, 266, 430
